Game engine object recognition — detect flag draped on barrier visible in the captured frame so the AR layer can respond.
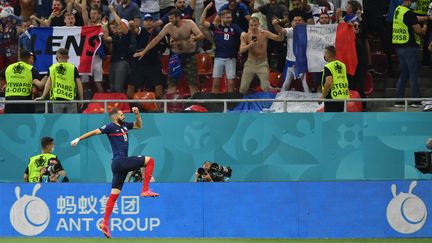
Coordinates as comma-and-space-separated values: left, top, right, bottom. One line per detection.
28, 26, 103, 75
293, 23, 357, 76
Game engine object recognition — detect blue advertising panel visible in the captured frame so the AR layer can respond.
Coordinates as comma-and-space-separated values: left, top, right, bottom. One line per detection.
1, 181, 432, 238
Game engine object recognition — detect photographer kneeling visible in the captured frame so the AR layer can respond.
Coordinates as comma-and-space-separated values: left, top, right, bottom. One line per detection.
195, 161, 232, 182
25, 137, 68, 183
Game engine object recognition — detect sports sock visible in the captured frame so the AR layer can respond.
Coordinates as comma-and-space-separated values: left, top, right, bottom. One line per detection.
103, 193, 119, 225
143, 158, 155, 191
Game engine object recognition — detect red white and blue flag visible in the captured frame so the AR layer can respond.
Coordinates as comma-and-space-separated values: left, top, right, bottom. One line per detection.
28, 26, 103, 75
293, 23, 358, 76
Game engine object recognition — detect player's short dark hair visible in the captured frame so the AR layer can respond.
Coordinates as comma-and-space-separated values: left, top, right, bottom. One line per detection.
109, 108, 120, 116
168, 9, 182, 17
325, 45, 336, 57
41, 137, 54, 149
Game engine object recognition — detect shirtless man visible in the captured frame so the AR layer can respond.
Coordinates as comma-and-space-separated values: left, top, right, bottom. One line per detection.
133, 9, 204, 96
239, 17, 284, 94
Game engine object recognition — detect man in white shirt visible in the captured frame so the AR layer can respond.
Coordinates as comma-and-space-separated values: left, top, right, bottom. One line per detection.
272, 14, 310, 92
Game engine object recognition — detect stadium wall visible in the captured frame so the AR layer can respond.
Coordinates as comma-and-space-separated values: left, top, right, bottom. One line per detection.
0, 112, 431, 182
1, 181, 431, 238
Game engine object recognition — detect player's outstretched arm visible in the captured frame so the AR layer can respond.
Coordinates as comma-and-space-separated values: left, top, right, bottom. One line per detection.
132, 107, 142, 129
70, 129, 102, 147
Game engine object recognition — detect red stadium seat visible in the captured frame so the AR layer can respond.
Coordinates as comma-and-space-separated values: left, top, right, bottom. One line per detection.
83, 92, 130, 114
316, 90, 362, 112
133, 91, 158, 111
164, 93, 184, 112
196, 53, 213, 75
102, 55, 111, 76
269, 71, 283, 88
177, 76, 191, 97
365, 72, 374, 97
347, 90, 362, 112
161, 54, 170, 75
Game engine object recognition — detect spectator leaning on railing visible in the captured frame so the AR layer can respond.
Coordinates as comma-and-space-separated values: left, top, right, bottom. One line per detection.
36, 48, 84, 113
4, 49, 43, 113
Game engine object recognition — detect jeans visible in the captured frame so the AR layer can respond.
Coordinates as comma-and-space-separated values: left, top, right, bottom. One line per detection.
396, 47, 419, 98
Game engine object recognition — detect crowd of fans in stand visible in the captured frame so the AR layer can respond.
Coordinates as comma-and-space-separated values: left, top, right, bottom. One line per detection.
0, 0, 430, 113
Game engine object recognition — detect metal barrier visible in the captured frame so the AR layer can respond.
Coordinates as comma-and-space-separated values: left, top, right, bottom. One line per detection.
1, 97, 432, 113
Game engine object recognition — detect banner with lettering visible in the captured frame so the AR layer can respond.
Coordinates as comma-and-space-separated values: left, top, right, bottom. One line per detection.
2, 181, 432, 238
28, 26, 103, 75
293, 23, 357, 76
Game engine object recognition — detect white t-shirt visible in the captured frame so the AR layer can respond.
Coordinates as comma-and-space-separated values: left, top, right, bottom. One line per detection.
159, 0, 175, 10
215, 0, 228, 12
309, 3, 334, 24
284, 27, 295, 62
140, 0, 160, 13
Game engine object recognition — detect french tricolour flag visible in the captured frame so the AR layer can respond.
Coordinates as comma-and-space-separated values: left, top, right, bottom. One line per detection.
28, 26, 103, 75
293, 23, 357, 76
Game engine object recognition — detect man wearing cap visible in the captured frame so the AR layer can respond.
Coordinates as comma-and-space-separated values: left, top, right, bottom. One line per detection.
37, 48, 84, 113
4, 49, 42, 113
127, 13, 163, 99
133, 9, 204, 96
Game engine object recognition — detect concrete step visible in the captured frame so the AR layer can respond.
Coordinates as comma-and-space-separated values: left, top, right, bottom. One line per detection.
385, 77, 432, 88
385, 88, 432, 98
370, 106, 424, 112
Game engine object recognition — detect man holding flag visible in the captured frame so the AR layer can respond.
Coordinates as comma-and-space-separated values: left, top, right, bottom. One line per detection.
320, 45, 349, 112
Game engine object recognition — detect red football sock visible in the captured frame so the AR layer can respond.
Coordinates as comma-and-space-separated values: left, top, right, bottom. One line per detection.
143, 158, 155, 191
103, 193, 119, 225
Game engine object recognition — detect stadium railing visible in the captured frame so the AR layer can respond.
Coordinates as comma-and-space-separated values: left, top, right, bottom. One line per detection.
1, 98, 431, 113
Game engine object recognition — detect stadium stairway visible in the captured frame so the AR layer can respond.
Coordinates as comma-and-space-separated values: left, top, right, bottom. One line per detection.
368, 50, 431, 112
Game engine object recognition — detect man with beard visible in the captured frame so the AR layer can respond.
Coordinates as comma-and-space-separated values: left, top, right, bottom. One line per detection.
70, 107, 159, 238
200, 4, 244, 92
133, 9, 204, 96
156, 0, 196, 26
215, 0, 251, 31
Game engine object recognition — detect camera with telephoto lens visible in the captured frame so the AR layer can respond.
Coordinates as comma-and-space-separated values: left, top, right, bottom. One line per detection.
196, 162, 232, 182
130, 168, 143, 182
47, 163, 61, 175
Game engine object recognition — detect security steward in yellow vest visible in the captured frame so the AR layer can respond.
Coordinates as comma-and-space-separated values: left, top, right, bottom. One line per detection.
4, 50, 42, 113
392, 1, 430, 107
36, 48, 84, 113
24, 136, 67, 183
320, 46, 349, 112
413, 0, 432, 65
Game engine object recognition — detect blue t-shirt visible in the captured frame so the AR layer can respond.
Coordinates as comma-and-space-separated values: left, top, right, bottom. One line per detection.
210, 23, 244, 58
99, 122, 134, 160
218, 2, 250, 31
161, 6, 194, 25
